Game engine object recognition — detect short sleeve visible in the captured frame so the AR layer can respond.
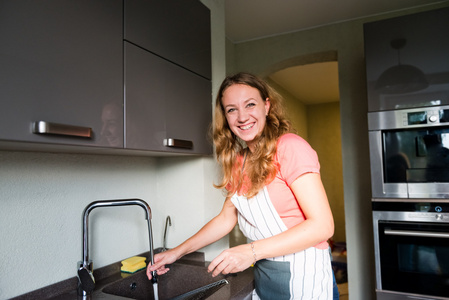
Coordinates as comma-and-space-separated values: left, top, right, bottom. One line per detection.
276, 133, 320, 186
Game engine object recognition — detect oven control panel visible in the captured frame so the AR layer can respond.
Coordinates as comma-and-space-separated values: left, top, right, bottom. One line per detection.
373, 201, 449, 223
409, 211, 449, 222
368, 105, 449, 131
405, 109, 449, 126
373, 201, 449, 210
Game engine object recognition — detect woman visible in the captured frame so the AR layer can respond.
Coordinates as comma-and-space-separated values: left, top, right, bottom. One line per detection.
147, 72, 335, 299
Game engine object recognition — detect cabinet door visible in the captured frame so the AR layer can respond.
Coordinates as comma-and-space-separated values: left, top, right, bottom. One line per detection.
0, 0, 123, 148
124, 0, 211, 79
364, 7, 449, 112
125, 42, 212, 154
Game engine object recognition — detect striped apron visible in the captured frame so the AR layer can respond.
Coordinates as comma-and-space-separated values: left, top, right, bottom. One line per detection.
231, 187, 333, 300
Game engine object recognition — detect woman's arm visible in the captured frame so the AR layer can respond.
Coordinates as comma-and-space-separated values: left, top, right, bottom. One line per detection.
147, 197, 238, 279
254, 172, 334, 258
207, 172, 334, 277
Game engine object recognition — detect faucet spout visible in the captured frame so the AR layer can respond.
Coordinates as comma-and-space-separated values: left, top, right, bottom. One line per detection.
163, 215, 172, 251
77, 198, 156, 296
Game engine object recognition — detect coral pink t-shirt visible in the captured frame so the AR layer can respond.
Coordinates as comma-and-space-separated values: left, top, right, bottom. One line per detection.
265, 133, 328, 249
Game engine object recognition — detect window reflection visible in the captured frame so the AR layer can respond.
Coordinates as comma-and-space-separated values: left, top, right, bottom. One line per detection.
100, 103, 123, 147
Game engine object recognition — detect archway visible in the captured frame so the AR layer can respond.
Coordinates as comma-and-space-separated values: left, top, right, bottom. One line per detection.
266, 56, 348, 297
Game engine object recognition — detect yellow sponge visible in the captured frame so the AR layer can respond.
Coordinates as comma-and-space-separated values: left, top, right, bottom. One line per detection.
121, 256, 147, 273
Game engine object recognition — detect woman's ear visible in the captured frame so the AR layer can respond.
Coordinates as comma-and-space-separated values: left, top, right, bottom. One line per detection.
265, 98, 271, 116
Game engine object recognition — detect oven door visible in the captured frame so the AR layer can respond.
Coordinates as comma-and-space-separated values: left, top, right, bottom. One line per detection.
369, 129, 449, 199
373, 211, 449, 299
368, 107, 449, 199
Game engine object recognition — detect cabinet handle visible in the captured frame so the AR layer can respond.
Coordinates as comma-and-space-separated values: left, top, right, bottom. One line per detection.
32, 121, 92, 138
164, 138, 193, 149
384, 229, 449, 239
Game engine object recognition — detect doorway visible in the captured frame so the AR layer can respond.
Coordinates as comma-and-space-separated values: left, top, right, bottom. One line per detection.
268, 61, 348, 298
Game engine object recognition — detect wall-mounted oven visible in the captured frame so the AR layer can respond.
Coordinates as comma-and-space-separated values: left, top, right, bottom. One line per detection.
368, 105, 449, 199
373, 201, 449, 300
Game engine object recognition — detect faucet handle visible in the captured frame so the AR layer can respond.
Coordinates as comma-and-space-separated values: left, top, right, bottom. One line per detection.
77, 261, 95, 294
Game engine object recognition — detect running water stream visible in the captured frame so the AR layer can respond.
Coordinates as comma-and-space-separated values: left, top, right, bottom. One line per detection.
153, 282, 159, 300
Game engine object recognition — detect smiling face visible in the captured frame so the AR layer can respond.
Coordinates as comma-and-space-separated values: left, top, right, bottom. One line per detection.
221, 84, 270, 151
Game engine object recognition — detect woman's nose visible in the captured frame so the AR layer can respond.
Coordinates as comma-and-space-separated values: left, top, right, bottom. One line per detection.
237, 110, 249, 122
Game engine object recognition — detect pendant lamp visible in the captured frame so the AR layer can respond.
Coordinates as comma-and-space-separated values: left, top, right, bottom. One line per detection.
375, 38, 429, 94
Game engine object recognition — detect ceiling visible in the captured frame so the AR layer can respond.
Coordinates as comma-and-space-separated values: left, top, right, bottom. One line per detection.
269, 62, 340, 105
224, 0, 445, 104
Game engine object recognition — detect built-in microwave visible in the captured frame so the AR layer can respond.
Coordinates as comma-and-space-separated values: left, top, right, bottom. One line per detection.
368, 105, 449, 198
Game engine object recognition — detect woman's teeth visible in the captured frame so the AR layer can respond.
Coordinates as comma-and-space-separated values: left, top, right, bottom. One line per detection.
240, 124, 254, 130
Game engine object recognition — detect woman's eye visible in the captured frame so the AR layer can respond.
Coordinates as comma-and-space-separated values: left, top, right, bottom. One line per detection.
246, 103, 256, 108
227, 108, 236, 113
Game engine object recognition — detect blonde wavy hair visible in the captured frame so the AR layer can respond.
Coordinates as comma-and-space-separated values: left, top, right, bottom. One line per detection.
212, 72, 293, 198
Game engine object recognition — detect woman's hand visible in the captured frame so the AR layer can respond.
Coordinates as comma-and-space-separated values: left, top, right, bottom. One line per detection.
146, 249, 179, 280
146, 197, 238, 281
207, 243, 254, 277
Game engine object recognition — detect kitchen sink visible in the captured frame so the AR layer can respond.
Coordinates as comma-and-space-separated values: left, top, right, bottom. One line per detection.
102, 262, 229, 300
10, 250, 252, 300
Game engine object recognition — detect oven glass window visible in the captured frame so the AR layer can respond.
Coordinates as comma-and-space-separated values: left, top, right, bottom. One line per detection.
379, 221, 449, 297
397, 244, 449, 275
383, 127, 449, 183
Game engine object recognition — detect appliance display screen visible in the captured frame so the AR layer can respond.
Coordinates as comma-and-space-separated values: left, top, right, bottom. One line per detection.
408, 111, 427, 125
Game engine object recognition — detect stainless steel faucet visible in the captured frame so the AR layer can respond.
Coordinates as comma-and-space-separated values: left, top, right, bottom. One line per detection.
162, 215, 172, 251
77, 199, 157, 296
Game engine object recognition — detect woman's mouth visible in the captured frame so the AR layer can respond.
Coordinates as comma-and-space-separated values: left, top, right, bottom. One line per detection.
239, 123, 254, 130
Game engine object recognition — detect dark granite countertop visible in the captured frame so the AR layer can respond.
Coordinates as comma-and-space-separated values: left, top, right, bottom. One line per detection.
11, 250, 254, 300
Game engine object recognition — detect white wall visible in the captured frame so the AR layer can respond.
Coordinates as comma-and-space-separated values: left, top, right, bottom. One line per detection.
0, 1, 227, 299
0, 151, 226, 299
156, 157, 227, 258
0, 152, 154, 297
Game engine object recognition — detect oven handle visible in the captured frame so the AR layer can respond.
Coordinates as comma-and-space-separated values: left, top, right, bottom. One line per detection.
384, 229, 449, 238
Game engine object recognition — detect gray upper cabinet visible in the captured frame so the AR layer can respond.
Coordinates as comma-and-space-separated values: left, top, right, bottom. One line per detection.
125, 42, 212, 155
124, 0, 213, 155
124, 0, 211, 80
0, 0, 124, 148
0, 0, 212, 155
364, 7, 449, 112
